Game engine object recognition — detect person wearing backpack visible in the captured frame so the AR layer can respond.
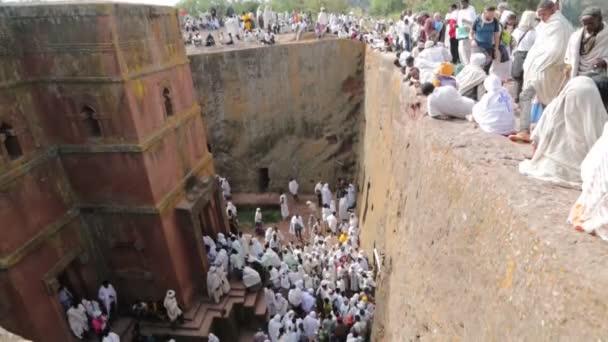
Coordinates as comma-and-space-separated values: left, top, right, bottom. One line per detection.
511, 11, 538, 102
470, 6, 501, 73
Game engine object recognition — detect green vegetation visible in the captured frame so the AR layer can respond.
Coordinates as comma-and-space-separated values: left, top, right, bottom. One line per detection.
175, 0, 593, 25
236, 205, 282, 230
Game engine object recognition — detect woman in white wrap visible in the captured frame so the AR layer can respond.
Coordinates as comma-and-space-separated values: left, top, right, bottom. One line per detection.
268, 314, 282, 342
472, 74, 516, 135
163, 290, 183, 323
519, 76, 608, 187
279, 194, 289, 220
569, 123, 608, 240
67, 302, 89, 339
511, 1, 573, 142
456, 53, 488, 100
207, 266, 222, 303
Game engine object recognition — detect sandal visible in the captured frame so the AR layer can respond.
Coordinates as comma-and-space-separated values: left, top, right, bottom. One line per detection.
508, 131, 531, 143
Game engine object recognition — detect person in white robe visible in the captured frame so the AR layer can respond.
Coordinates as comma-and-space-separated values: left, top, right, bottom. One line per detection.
279, 194, 290, 220
207, 266, 222, 303
81, 299, 101, 318
67, 303, 89, 339
422, 82, 475, 119
203, 235, 217, 251
101, 331, 120, 342
262, 248, 282, 268
265, 227, 274, 244
217, 233, 228, 248
239, 232, 251, 257
269, 266, 281, 288
275, 293, 289, 316
415, 41, 450, 83
456, 53, 487, 100
268, 314, 283, 342
321, 184, 332, 206
255, 208, 263, 226
242, 265, 262, 290
226, 201, 238, 217
230, 250, 245, 274
250, 238, 264, 258
302, 311, 320, 339
208, 333, 220, 342
519, 76, 608, 187
220, 177, 231, 199
288, 178, 299, 201
97, 281, 117, 319
569, 123, 608, 240
510, 1, 573, 142
225, 16, 240, 41
316, 7, 329, 39
289, 216, 298, 236
163, 290, 183, 323
215, 248, 229, 274
218, 266, 231, 295
347, 184, 356, 209
326, 212, 338, 235
288, 286, 303, 308
565, 8, 608, 78
349, 213, 359, 230
231, 236, 243, 255
263, 6, 272, 31
471, 74, 516, 135
338, 197, 348, 222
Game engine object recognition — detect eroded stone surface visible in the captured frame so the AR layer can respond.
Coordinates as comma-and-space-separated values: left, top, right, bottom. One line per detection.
189, 39, 365, 193
359, 47, 608, 341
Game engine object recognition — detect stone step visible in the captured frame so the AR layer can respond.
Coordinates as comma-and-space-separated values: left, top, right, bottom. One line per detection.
200, 311, 223, 338
244, 291, 257, 308
254, 290, 267, 317
113, 316, 134, 336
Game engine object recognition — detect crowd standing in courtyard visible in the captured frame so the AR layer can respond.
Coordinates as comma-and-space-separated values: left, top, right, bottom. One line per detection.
202, 176, 374, 342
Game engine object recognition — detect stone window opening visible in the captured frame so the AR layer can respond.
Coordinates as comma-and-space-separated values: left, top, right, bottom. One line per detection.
0, 122, 23, 160
163, 87, 174, 117
81, 106, 102, 137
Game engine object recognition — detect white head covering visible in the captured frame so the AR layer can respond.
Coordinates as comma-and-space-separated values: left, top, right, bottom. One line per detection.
484, 74, 502, 92
518, 10, 537, 31
470, 53, 486, 67
424, 40, 434, 49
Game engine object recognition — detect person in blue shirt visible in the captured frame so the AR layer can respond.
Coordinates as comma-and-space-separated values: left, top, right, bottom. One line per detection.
470, 6, 501, 72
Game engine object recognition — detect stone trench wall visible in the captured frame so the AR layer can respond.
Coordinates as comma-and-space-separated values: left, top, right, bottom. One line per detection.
189, 39, 365, 193
358, 47, 608, 340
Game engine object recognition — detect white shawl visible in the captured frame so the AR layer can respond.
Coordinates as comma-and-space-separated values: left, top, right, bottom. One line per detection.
456, 53, 487, 96
565, 23, 608, 78
519, 76, 608, 187
569, 123, 608, 240
472, 75, 516, 135
523, 11, 573, 105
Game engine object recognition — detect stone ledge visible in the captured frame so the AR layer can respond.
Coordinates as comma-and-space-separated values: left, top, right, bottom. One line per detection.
360, 47, 608, 340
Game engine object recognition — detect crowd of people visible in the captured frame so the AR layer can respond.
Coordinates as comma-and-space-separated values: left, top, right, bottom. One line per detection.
378, 0, 608, 241
184, 0, 608, 240
203, 176, 374, 341
59, 281, 121, 341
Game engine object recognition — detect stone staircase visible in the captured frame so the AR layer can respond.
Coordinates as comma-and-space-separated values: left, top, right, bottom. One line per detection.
140, 281, 267, 341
